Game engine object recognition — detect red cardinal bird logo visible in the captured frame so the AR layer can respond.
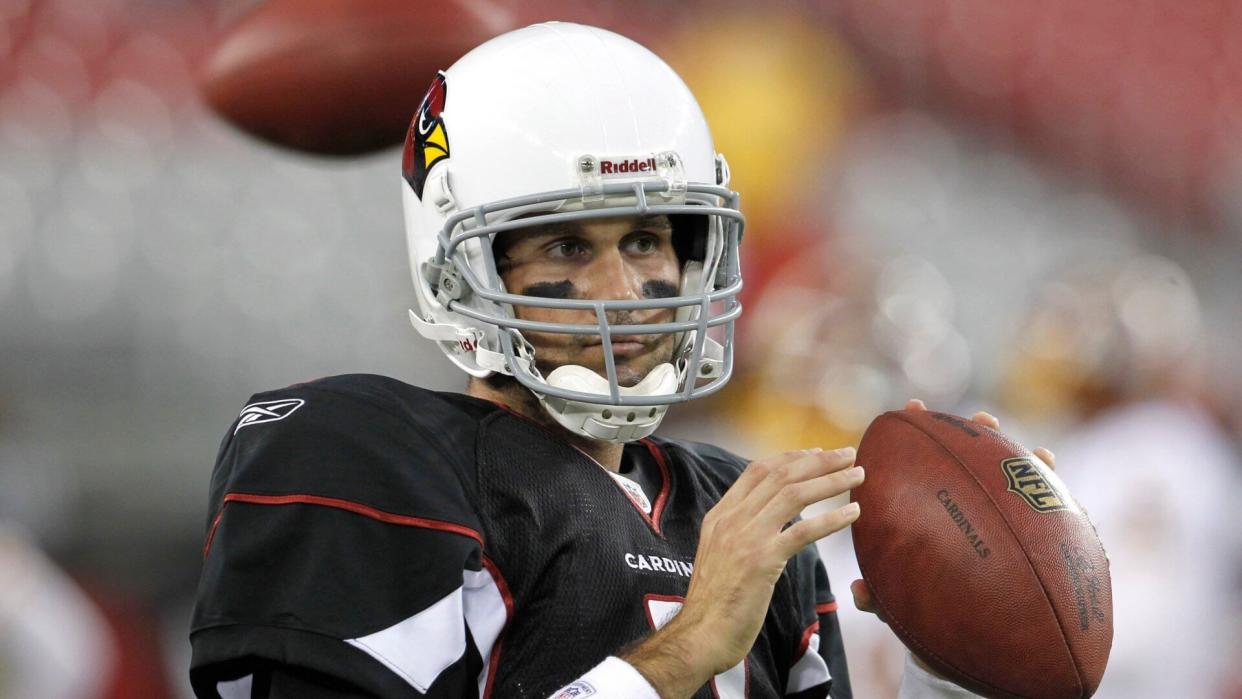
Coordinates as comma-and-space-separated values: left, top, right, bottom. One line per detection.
403, 72, 449, 198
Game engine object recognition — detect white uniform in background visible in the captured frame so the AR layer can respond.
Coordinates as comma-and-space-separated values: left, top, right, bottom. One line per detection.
0, 523, 114, 699
1054, 400, 1242, 698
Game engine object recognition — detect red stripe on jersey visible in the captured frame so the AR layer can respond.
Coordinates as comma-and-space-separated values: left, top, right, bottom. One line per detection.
202, 492, 484, 558
639, 439, 673, 536
203, 509, 226, 559
797, 620, 821, 659
480, 556, 514, 699
816, 601, 839, 615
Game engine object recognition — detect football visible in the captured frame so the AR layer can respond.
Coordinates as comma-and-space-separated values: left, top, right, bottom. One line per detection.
851, 409, 1112, 699
199, 0, 492, 155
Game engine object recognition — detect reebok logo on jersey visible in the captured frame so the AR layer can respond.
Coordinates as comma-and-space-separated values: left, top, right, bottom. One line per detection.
235, 399, 305, 434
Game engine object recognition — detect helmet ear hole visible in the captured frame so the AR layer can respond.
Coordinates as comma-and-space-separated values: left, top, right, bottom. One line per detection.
670, 213, 708, 264
491, 230, 516, 272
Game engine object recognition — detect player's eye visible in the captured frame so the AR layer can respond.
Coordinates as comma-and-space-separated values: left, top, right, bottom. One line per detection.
625, 233, 661, 255
547, 239, 589, 259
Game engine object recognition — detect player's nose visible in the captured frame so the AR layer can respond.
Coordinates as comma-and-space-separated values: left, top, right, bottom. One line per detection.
583, 247, 643, 302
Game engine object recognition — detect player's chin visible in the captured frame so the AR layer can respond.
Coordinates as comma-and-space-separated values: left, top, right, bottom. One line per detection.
612, 364, 654, 388
616, 354, 680, 388
576, 346, 674, 387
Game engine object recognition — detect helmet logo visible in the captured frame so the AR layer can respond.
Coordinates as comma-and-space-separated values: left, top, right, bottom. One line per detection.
583, 152, 685, 188
402, 72, 450, 198
599, 156, 658, 176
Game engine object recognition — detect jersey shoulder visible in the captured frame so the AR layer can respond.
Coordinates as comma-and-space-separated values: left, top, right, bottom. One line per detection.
653, 436, 750, 485
193, 375, 501, 697
208, 373, 498, 526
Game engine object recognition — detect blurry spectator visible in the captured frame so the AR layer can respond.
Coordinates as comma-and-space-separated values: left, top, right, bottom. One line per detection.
999, 256, 1242, 697
997, 255, 1207, 434
727, 247, 971, 454
0, 522, 114, 699
1054, 399, 1242, 696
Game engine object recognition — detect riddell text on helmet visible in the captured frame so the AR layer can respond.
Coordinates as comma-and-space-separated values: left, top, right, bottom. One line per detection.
599, 157, 658, 176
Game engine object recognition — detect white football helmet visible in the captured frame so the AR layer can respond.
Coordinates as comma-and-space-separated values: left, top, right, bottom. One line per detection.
402, 22, 744, 443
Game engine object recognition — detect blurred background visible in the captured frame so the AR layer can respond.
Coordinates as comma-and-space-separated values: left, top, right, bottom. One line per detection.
1, 0, 1240, 696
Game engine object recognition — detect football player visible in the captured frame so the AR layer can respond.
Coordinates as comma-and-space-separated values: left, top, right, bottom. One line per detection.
190, 22, 1043, 699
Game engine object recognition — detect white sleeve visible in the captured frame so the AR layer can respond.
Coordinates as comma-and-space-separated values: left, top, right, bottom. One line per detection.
897, 652, 983, 699
546, 656, 659, 699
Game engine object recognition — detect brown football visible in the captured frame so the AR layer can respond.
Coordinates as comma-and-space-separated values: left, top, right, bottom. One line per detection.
851, 409, 1112, 699
196, 1, 690, 157
199, 0, 494, 156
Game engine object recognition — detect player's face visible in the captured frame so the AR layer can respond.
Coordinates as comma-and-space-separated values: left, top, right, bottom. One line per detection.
496, 214, 681, 387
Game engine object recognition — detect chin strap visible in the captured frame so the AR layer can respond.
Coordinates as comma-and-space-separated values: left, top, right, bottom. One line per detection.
413, 308, 726, 442
536, 363, 680, 443
409, 309, 479, 349
409, 310, 532, 375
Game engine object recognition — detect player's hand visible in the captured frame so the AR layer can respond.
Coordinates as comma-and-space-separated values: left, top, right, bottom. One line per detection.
624, 447, 863, 697
851, 399, 1056, 676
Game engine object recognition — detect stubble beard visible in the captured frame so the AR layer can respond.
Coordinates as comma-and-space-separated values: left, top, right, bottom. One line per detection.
535, 332, 677, 387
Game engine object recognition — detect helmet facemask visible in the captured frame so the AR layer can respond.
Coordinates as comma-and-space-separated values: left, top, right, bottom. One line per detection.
420, 171, 743, 442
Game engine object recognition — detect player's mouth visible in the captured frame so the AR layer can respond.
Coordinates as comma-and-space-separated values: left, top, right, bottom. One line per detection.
585, 335, 654, 358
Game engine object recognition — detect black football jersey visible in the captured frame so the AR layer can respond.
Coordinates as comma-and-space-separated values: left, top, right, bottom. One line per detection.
190, 374, 851, 698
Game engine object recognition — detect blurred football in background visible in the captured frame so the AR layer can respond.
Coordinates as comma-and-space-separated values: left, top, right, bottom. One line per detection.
197, 1, 694, 157
199, 0, 495, 156
852, 409, 1113, 699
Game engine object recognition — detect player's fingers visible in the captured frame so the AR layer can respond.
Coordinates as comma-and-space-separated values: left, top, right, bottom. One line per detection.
1034, 447, 1056, 470
905, 398, 927, 411
720, 448, 821, 507
970, 411, 1000, 430
757, 465, 865, 530
778, 501, 860, 557
849, 579, 875, 612
741, 448, 856, 518
850, 579, 888, 624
